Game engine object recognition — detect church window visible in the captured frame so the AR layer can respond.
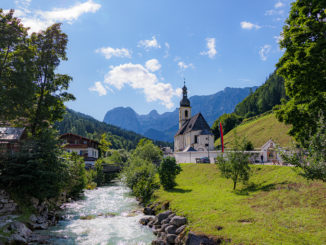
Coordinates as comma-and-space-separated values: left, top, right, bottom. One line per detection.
185, 110, 188, 117
194, 135, 198, 144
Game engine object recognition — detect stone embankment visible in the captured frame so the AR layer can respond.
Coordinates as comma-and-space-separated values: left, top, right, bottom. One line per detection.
140, 204, 225, 245
0, 189, 64, 244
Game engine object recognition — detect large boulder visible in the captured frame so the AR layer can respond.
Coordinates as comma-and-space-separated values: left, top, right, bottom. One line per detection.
157, 211, 172, 223
170, 216, 187, 227
152, 239, 166, 245
176, 225, 186, 234
144, 207, 155, 215
139, 217, 152, 225
166, 234, 177, 244
185, 232, 224, 245
8, 234, 27, 245
165, 225, 177, 235
9, 222, 32, 239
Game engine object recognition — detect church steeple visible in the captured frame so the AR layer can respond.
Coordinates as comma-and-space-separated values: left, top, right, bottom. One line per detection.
180, 79, 190, 107
179, 79, 191, 129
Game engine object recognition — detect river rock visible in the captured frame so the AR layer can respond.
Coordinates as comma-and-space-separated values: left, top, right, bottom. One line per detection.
161, 218, 170, 225
152, 239, 166, 245
139, 217, 152, 225
166, 234, 177, 244
159, 223, 169, 232
176, 225, 186, 234
170, 216, 187, 227
9, 222, 32, 239
157, 211, 172, 223
165, 225, 177, 235
185, 231, 222, 245
9, 234, 27, 244
144, 207, 155, 215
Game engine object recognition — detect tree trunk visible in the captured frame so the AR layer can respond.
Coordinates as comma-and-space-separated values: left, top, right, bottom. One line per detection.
233, 181, 237, 190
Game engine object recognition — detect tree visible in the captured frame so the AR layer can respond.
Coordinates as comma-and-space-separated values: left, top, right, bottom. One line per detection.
158, 157, 181, 190
275, 0, 326, 146
132, 139, 163, 165
0, 9, 36, 124
281, 115, 326, 181
29, 23, 75, 135
212, 113, 243, 140
99, 133, 111, 157
215, 135, 251, 190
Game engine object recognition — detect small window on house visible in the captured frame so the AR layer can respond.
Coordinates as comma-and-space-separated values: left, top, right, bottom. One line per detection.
185, 110, 188, 117
194, 135, 198, 144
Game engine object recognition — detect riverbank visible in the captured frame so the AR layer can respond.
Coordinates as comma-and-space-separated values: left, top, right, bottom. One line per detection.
152, 163, 326, 244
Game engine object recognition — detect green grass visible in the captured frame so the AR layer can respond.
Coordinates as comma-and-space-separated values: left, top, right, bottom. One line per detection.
153, 164, 326, 244
222, 113, 294, 148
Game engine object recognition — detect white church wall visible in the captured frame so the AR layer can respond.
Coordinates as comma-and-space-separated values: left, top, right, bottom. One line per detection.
174, 151, 220, 164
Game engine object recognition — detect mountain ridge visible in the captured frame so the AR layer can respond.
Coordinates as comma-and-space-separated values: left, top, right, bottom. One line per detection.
103, 86, 257, 142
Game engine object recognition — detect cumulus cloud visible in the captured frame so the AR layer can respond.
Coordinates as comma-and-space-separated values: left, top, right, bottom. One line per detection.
178, 61, 194, 71
145, 59, 161, 72
95, 47, 131, 60
11, 0, 101, 33
200, 38, 217, 59
93, 63, 181, 108
138, 36, 161, 50
259, 45, 272, 61
240, 21, 261, 30
164, 42, 170, 58
275, 1, 284, 8
89, 81, 107, 96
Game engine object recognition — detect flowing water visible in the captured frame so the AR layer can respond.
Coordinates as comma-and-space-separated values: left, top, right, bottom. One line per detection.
37, 181, 155, 245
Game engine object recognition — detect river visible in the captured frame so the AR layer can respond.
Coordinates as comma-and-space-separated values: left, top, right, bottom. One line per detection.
36, 181, 155, 245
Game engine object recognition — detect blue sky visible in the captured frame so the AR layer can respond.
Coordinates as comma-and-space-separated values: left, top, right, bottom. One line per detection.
2, 0, 293, 120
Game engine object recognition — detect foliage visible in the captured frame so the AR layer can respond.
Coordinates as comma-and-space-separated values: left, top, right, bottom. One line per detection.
122, 157, 158, 203
216, 134, 251, 190
281, 116, 326, 181
56, 109, 172, 150
154, 163, 326, 244
0, 9, 35, 124
93, 159, 105, 187
212, 113, 243, 140
131, 139, 163, 165
275, 0, 326, 146
63, 152, 87, 198
99, 133, 111, 157
234, 72, 286, 118
244, 140, 254, 151
0, 129, 67, 200
158, 157, 182, 190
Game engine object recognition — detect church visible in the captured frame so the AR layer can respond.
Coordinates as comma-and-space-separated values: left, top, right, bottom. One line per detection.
174, 83, 214, 152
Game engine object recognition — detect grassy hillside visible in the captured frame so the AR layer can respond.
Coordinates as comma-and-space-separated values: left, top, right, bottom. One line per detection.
221, 112, 293, 148
154, 164, 326, 244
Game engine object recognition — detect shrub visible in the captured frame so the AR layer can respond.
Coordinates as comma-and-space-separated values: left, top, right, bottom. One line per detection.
158, 157, 181, 190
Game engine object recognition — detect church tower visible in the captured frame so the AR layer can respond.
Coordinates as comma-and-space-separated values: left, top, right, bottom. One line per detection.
179, 81, 191, 129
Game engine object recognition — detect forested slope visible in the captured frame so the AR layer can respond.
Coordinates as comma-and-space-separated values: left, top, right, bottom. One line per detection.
56, 109, 172, 150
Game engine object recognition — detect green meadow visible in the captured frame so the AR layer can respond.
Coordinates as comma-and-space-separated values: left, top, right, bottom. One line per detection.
154, 164, 326, 244
223, 113, 293, 149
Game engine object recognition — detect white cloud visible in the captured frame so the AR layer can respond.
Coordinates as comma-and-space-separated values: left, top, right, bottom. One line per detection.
145, 59, 161, 72
89, 81, 107, 96
178, 61, 194, 70
259, 45, 272, 61
97, 63, 181, 108
164, 42, 170, 58
138, 36, 161, 50
95, 47, 131, 60
200, 38, 217, 59
12, 0, 101, 33
265, 9, 284, 16
275, 1, 284, 8
240, 21, 261, 30
274, 35, 283, 44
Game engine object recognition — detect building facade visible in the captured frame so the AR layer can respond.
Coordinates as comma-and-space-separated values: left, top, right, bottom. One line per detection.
174, 84, 214, 153
60, 133, 99, 165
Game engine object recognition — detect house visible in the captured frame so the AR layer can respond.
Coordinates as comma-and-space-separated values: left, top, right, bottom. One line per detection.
60, 133, 99, 166
0, 127, 27, 155
174, 83, 214, 152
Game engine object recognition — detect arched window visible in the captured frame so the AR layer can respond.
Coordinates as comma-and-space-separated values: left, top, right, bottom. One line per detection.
185, 110, 188, 118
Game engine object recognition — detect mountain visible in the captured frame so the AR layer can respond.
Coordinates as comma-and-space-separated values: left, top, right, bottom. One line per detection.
103, 87, 257, 142
56, 109, 172, 150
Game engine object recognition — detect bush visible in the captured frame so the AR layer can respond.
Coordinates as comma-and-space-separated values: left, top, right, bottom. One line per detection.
158, 157, 181, 190
122, 157, 158, 203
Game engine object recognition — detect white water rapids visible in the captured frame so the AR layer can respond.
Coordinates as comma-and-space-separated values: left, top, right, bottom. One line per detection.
37, 181, 155, 245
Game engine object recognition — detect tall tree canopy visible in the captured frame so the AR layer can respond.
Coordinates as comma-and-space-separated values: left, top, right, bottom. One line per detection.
275, 0, 326, 145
